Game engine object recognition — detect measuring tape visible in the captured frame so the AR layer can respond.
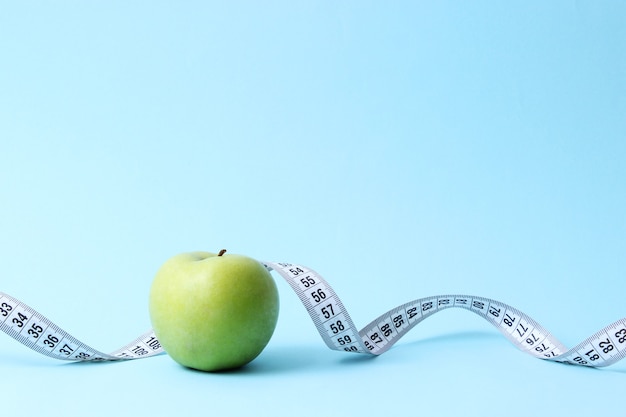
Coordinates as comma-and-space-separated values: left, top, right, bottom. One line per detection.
2, 261, 626, 368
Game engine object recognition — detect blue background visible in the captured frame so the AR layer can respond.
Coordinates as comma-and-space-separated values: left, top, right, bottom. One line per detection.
1, 1, 625, 416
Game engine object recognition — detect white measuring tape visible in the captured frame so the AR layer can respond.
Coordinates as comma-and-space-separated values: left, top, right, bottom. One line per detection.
2, 261, 626, 368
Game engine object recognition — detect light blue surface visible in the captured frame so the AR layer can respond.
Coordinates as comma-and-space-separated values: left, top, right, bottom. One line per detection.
1, 2, 625, 416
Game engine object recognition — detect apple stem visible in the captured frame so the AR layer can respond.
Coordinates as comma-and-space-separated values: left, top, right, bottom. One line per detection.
218, 249, 227, 256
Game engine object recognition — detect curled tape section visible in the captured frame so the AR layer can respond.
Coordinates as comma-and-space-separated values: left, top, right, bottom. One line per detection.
1, 261, 626, 368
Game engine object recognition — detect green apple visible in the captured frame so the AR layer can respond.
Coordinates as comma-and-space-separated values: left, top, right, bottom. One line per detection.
148, 250, 279, 372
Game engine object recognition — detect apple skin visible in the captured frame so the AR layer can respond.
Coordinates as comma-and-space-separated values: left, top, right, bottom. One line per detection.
149, 251, 279, 372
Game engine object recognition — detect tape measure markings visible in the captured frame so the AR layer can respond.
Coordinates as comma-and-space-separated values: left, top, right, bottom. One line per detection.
0, 292, 163, 361
563, 318, 626, 366
1, 292, 105, 361
266, 263, 626, 367
2, 262, 626, 369
265, 262, 369, 354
